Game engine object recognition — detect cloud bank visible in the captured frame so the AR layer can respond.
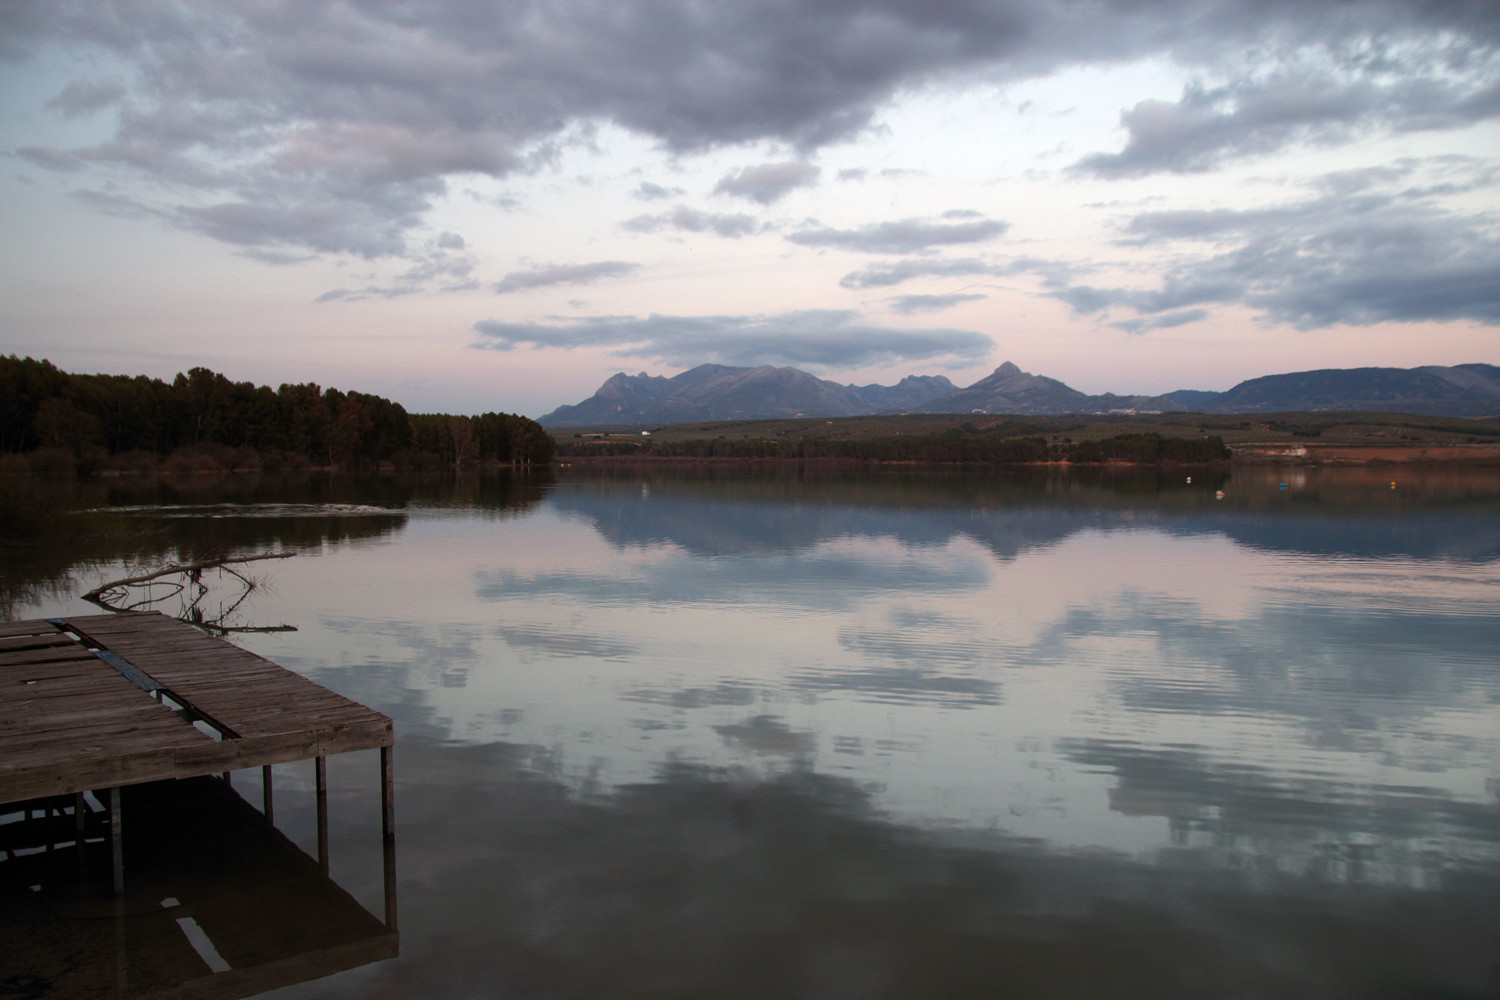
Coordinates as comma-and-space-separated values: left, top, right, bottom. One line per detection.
714, 161, 820, 204
9, 0, 1496, 264
493, 261, 641, 295
789, 213, 1009, 254
622, 206, 761, 238
1053, 161, 1500, 329
472, 310, 994, 369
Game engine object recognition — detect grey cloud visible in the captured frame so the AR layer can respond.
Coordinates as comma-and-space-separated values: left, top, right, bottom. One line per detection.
1052, 164, 1500, 328
1077, 64, 1500, 178
178, 189, 429, 259
18, 146, 88, 173
841, 258, 1002, 289
889, 293, 988, 314
621, 205, 760, 238
840, 256, 1069, 289
472, 309, 993, 368
789, 214, 1008, 254
316, 235, 478, 301
836, 167, 926, 182
632, 181, 680, 200
46, 78, 125, 117
466, 189, 522, 210
12, 1, 1500, 258
1110, 308, 1209, 333
70, 187, 162, 219
493, 260, 640, 295
713, 160, 820, 204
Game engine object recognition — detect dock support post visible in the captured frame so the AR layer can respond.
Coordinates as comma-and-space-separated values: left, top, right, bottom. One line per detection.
381, 744, 397, 930
315, 755, 329, 875
76, 792, 87, 892
261, 765, 274, 824
109, 786, 124, 896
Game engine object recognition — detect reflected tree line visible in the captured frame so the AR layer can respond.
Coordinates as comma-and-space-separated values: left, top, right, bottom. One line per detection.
558, 430, 1231, 463
0, 355, 555, 475
0, 470, 553, 619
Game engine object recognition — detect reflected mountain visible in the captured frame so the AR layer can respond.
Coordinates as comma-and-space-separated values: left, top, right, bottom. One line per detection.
548, 467, 1500, 563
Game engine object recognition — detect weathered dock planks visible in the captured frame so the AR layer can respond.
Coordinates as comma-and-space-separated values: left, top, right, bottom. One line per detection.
0, 611, 392, 805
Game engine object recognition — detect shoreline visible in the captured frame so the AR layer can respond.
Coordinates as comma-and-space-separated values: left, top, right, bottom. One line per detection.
558, 442, 1500, 467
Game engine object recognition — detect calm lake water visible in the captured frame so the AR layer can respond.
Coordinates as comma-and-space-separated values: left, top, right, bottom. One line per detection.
4, 464, 1499, 998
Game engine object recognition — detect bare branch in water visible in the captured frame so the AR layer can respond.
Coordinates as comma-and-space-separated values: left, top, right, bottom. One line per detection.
84, 551, 298, 635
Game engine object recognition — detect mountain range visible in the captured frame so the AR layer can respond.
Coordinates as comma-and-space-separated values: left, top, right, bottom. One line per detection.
539, 362, 1500, 426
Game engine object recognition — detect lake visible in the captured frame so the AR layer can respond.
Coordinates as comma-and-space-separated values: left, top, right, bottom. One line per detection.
3, 464, 1499, 998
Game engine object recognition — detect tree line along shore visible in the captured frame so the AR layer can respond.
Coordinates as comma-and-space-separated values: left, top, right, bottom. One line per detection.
0, 356, 555, 474
7, 356, 1497, 478
555, 431, 1232, 464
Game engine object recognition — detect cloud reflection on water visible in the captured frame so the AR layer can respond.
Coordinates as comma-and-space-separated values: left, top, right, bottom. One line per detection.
347, 739, 1500, 1000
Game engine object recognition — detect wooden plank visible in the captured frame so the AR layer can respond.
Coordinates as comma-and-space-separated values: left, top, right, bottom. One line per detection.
0, 705, 194, 745
0, 621, 63, 639
1, 667, 150, 698
0, 704, 210, 755
0, 649, 98, 669
1, 660, 117, 687
0, 634, 76, 653
2, 745, 203, 801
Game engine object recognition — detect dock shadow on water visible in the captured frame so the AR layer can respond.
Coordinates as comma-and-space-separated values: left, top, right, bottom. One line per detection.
2, 466, 1499, 997
0, 777, 396, 999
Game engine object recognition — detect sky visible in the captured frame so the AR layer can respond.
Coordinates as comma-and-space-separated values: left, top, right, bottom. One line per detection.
2, 1, 1498, 419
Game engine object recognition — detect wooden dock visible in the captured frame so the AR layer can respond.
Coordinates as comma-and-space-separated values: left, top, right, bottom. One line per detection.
1, 611, 394, 905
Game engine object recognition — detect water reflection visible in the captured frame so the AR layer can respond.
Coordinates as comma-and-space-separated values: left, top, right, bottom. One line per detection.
3, 465, 1498, 997
365, 740, 1499, 999
551, 465, 1500, 562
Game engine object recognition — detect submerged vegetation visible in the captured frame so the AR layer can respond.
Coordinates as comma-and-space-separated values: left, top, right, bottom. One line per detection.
0, 355, 554, 474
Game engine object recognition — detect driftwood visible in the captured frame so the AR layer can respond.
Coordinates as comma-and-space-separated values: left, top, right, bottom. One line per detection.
84, 551, 298, 635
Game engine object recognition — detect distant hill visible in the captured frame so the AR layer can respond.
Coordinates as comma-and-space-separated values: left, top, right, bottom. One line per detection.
910, 361, 1181, 416
1165, 364, 1500, 417
542, 364, 956, 425
540, 361, 1500, 426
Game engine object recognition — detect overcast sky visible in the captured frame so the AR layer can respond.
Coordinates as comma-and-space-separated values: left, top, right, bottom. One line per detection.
2, 1, 1497, 417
